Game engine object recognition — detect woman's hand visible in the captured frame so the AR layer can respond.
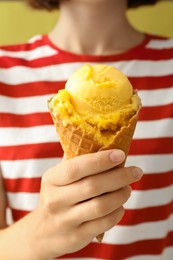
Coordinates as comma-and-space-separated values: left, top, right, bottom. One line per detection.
31, 149, 143, 259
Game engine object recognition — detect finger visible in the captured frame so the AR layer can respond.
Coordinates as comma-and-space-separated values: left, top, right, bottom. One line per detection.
45, 149, 125, 186
55, 166, 142, 205
69, 186, 131, 224
77, 166, 142, 203
79, 206, 125, 241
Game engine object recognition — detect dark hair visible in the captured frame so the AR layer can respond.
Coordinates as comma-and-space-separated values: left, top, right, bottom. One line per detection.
27, 0, 59, 10
27, 0, 159, 11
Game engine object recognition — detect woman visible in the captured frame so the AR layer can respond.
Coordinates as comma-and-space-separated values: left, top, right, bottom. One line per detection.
0, 0, 172, 259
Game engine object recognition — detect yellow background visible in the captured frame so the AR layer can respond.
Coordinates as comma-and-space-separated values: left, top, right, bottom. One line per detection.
0, 0, 173, 45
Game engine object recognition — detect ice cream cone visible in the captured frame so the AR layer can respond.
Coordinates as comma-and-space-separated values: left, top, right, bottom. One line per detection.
48, 103, 141, 242
48, 64, 142, 243
49, 105, 139, 160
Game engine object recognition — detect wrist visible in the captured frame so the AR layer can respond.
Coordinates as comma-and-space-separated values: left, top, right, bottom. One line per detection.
0, 211, 44, 260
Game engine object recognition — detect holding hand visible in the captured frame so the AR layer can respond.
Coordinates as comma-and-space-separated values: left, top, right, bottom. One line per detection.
31, 149, 143, 259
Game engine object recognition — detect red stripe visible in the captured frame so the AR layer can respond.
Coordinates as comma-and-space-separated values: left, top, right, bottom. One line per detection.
121, 201, 173, 225
4, 178, 41, 193
11, 209, 30, 221
0, 55, 69, 68
60, 231, 173, 259
0, 81, 65, 97
141, 47, 173, 60
0, 143, 63, 160
0, 113, 53, 127
0, 137, 172, 161
129, 138, 173, 155
0, 37, 44, 51
134, 48, 173, 60
131, 170, 173, 190
130, 75, 173, 90
139, 104, 173, 121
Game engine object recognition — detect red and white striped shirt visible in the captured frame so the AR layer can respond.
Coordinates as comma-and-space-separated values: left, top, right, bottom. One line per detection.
0, 34, 173, 259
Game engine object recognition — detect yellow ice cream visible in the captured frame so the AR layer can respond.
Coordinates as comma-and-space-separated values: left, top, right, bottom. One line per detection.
65, 64, 133, 114
49, 64, 141, 145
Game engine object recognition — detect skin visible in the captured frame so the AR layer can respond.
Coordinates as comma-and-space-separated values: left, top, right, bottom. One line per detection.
0, 0, 144, 259
49, 0, 144, 55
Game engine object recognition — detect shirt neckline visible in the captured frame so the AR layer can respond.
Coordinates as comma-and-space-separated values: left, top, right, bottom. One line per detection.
42, 33, 152, 61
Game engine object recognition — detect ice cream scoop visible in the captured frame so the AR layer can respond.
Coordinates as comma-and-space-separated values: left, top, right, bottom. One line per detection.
49, 64, 140, 144
65, 64, 133, 115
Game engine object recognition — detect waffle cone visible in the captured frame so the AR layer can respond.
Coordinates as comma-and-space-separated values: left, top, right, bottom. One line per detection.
49, 105, 140, 242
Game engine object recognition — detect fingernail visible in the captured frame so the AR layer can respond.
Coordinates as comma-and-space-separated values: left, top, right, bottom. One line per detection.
133, 167, 143, 179
110, 150, 125, 163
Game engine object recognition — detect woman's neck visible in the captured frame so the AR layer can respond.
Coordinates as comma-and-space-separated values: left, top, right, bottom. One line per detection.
49, 0, 144, 55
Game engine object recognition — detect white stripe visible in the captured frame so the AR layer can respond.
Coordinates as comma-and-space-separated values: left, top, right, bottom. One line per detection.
139, 87, 173, 107
0, 60, 173, 85
6, 207, 13, 225
0, 125, 59, 146
0, 119, 172, 146
0, 94, 52, 114
103, 214, 173, 244
1, 158, 62, 179
127, 247, 173, 260
146, 38, 173, 49
134, 119, 173, 139
0, 63, 79, 85
0, 46, 57, 60
125, 185, 173, 209
28, 35, 42, 43
118, 59, 173, 77
126, 154, 173, 174
7, 192, 39, 211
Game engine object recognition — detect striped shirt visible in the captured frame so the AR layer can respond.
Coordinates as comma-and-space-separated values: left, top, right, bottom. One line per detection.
0, 34, 173, 259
